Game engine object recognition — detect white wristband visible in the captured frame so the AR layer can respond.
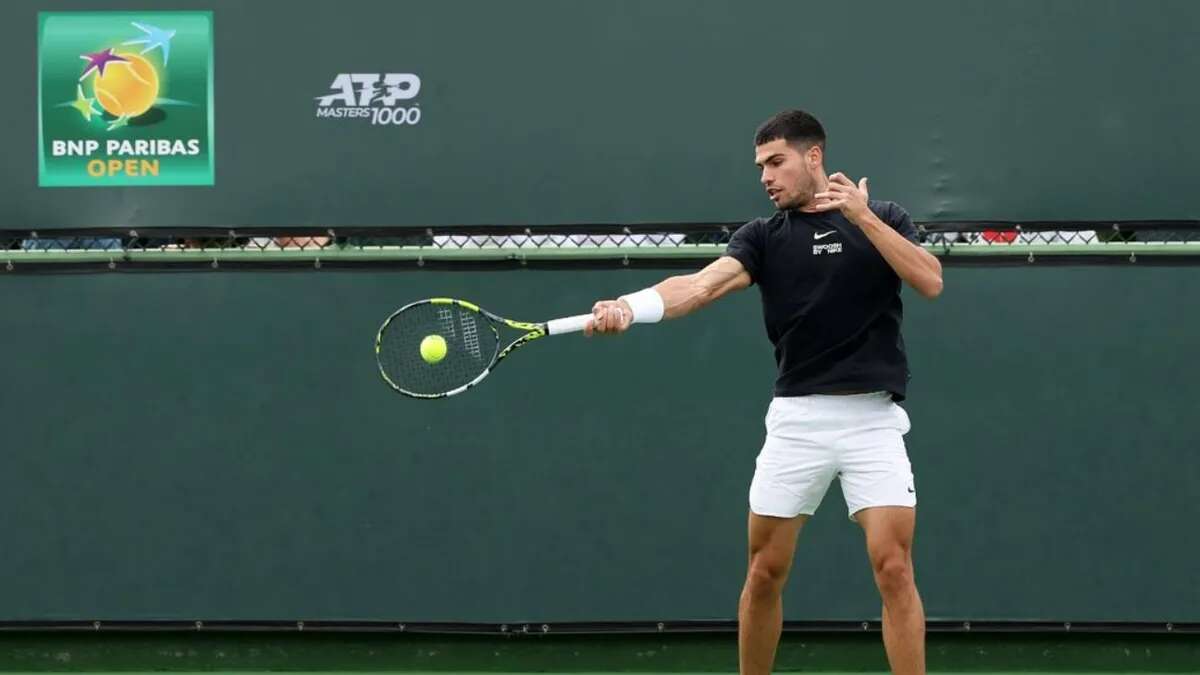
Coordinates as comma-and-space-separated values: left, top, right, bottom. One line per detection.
619, 288, 665, 324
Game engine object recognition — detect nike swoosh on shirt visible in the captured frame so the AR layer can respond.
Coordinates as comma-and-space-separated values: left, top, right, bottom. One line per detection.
813, 230, 838, 240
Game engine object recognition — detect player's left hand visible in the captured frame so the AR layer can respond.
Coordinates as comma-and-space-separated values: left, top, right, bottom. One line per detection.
811, 173, 871, 223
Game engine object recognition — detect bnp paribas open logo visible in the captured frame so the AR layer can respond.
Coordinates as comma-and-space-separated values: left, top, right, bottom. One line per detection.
38, 12, 214, 187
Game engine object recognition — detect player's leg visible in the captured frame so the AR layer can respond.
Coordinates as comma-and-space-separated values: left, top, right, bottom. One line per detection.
741, 396, 837, 675
739, 512, 805, 675
834, 393, 924, 675
857, 507, 924, 675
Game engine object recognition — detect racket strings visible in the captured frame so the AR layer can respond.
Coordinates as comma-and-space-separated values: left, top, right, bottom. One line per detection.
460, 312, 482, 359
378, 304, 499, 396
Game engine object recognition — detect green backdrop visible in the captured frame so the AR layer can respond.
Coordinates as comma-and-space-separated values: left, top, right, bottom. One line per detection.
1, 265, 1195, 623
3, 0, 1199, 227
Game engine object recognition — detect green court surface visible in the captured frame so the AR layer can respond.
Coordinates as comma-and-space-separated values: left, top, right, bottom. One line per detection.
0, 632, 1196, 673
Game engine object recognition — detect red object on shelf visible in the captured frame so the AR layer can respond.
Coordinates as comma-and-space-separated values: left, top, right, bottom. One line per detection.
981, 229, 1018, 243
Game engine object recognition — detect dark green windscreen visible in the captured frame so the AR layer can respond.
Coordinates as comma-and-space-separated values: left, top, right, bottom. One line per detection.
0, 266, 1195, 622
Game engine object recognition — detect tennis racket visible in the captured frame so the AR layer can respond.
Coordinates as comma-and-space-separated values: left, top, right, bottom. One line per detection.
375, 298, 593, 399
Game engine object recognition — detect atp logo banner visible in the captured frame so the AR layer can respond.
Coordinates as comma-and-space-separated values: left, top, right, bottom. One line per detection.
37, 11, 215, 187
316, 74, 422, 126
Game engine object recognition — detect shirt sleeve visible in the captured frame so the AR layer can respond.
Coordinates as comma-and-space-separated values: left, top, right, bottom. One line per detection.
877, 201, 920, 244
724, 219, 765, 284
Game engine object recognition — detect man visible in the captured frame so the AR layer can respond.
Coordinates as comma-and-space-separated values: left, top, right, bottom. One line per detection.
585, 110, 943, 675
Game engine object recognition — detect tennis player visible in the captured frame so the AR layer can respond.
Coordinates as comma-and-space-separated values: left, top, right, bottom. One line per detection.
585, 110, 943, 675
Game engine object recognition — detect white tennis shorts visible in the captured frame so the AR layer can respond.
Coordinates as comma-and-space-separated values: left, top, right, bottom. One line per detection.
749, 391, 916, 521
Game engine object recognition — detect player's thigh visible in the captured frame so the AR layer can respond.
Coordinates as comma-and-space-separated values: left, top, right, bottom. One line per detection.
746, 511, 807, 580
855, 505, 916, 561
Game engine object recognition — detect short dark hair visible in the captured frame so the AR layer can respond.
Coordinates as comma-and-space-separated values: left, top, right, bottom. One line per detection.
754, 110, 826, 151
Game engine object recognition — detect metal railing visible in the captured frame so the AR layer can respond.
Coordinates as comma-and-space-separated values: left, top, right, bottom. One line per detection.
3, 221, 1198, 271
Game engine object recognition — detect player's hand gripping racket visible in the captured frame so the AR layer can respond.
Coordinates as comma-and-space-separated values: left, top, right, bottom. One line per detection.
375, 298, 593, 399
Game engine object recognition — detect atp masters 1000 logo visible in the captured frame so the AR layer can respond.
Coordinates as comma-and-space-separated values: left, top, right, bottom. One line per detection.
38, 11, 214, 187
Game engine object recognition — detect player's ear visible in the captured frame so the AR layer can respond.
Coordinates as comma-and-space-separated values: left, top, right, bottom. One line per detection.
807, 144, 822, 168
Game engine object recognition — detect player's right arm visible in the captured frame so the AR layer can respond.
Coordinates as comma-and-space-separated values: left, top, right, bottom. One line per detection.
585, 256, 751, 335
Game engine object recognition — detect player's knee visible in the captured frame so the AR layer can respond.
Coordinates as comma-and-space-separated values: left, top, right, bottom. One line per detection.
743, 553, 789, 599
871, 552, 913, 597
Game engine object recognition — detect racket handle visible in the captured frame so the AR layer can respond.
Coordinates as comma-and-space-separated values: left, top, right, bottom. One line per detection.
546, 314, 593, 336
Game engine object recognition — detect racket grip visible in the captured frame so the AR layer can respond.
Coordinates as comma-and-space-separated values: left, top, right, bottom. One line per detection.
546, 314, 593, 336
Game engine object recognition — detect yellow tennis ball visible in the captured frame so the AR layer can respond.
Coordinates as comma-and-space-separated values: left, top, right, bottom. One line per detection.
93, 52, 160, 118
420, 335, 447, 364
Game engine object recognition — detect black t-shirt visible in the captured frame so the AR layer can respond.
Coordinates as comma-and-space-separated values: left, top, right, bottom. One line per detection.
724, 201, 920, 401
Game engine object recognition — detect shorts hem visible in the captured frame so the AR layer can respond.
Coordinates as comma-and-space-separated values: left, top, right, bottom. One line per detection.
847, 502, 916, 522
750, 505, 815, 519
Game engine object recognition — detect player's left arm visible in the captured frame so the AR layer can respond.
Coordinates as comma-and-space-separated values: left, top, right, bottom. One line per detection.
813, 173, 944, 299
